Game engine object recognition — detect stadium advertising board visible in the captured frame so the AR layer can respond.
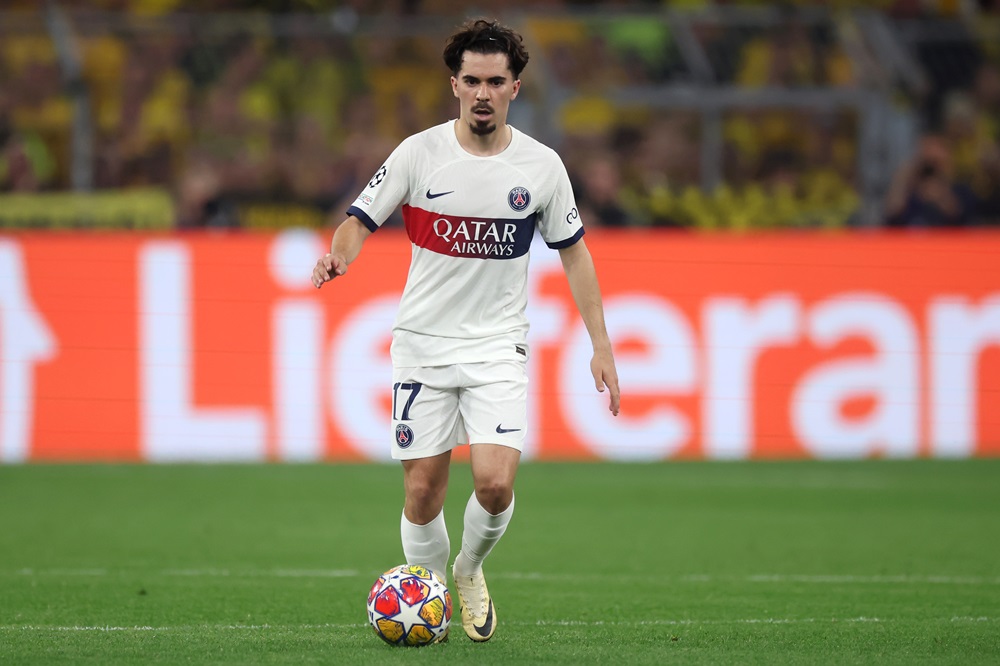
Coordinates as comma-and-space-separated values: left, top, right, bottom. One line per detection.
0, 229, 997, 462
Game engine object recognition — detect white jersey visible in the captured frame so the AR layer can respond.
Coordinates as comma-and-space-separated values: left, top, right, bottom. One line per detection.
347, 120, 585, 367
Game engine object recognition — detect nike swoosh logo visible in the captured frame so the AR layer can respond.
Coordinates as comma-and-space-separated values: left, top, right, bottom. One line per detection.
426, 189, 454, 199
473, 600, 495, 638
496, 425, 521, 434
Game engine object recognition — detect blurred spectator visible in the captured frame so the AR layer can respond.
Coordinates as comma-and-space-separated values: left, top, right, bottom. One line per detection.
603, 15, 677, 85
975, 141, 1000, 224
905, 58, 1000, 226
618, 115, 700, 227
738, 22, 821, 88
573, 152, 633, 227
969, 63, 1000, 224
884, 134, 978, 227
972, 62, 1000, 140
327, 91, 404, 227
1, 127, 55, 192
3, 33, 71, 189
360, 34, 446, 142
972, 0, 1000, 61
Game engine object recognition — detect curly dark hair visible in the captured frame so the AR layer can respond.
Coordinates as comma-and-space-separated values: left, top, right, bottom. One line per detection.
443, 18, 530, 79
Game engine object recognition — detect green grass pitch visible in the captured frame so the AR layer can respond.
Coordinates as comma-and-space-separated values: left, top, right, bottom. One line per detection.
1, 460, 998, 664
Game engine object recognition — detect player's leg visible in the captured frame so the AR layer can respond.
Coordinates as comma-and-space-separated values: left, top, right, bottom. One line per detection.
392, 366, 461, 580
458, 443, 520, 571
452, 445, 520, 642
399, 452, 454, 646
400, 451, 452, 577
452, 361, 526, 641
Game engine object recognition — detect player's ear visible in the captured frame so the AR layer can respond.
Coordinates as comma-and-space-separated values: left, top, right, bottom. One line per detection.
451, 75, 459, 97
511, 78, 520, 100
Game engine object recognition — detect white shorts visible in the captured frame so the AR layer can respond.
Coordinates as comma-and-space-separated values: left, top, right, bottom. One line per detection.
389, 360, 528, 460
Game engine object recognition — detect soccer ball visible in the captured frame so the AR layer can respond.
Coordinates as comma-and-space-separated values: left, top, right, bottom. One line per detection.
367, 564, 452, 646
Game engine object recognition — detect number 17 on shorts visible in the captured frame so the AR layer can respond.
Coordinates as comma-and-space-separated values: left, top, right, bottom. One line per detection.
389, 362, 528, 461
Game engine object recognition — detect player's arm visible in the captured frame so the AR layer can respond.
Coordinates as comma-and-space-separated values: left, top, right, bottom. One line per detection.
312, 216, 372, 288
558, 238, 621, 416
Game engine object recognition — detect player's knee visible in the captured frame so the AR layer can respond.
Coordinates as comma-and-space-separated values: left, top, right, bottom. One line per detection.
474, 480, 513, 515
405, 481, 446, 523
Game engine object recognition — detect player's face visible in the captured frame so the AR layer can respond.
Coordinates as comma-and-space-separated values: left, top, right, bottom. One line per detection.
451, 51, 521, 136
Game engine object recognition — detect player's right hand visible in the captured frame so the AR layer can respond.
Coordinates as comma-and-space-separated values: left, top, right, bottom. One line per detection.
312, 253, 347, 288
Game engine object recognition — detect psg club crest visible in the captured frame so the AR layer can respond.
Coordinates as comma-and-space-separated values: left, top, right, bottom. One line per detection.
508, 186, 531, 212
395, 424, 414, 448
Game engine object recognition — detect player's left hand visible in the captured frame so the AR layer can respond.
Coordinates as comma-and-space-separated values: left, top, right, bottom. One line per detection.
591, 349, 620, 416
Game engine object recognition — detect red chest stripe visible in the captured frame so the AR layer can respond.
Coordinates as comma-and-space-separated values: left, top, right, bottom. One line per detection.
403, 205, 536, 260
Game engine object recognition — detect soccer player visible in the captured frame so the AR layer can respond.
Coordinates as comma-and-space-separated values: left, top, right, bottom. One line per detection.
311, 18, 620, 642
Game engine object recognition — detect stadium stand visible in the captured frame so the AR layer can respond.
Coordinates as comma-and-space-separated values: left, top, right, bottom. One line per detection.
1, 0, 998, 228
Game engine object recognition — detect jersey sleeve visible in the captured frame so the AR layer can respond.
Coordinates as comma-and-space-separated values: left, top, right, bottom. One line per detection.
536, 153, 585, 249
346, 140, 412, 232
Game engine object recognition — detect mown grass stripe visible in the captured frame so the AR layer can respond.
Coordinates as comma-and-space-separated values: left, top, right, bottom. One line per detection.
6, 569, 999, 585
4, 616, 997, 632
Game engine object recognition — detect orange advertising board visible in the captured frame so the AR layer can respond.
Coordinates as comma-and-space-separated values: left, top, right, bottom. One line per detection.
0, 229, 997, 462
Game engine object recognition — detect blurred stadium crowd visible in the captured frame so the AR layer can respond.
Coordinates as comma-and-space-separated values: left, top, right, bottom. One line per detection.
1, 0, 999, 229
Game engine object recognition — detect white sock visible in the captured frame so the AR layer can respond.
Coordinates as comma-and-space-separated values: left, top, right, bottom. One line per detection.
400, 509, 450, 579
454, 492, 514, 576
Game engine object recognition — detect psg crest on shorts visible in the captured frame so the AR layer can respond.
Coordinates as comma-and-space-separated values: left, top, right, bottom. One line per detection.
508, 186, 531, 212
395, 424, 414, 448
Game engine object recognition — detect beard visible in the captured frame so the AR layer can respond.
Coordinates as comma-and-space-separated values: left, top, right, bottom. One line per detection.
469, 119, 498, 136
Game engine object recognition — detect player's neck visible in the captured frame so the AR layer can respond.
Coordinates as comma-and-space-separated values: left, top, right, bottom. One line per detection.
454, 120, 512, 157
